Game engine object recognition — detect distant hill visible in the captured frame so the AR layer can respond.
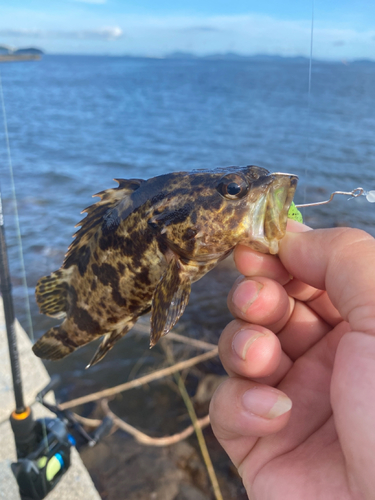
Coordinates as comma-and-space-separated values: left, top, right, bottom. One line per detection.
0, 45, 44, 55
0, 44, 14, 53
164, 52, 374, 64
14, 47, 44, 55
350, 58, 375, 65
0, 45, 44, 62
165, 52, 312, 62
165, 51, 198, 59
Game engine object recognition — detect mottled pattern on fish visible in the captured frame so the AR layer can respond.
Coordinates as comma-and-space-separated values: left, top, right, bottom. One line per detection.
33, 166, 297, 366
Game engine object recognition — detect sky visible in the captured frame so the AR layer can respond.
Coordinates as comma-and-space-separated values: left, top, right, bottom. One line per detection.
0, 0, 375, 60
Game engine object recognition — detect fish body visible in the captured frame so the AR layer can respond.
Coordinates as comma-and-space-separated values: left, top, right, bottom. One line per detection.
33, 165, 297, 366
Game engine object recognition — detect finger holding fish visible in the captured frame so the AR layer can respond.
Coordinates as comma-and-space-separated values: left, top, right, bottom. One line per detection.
233, 220, 342, 328
226, 276, 334, 370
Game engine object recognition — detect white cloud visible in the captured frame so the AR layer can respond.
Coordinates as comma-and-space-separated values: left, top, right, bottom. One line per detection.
0, 28, 44, 38
97, 26, 123, 39
0, 26, 123, 40
109, 14, 375, 59
0, 13, 374, 59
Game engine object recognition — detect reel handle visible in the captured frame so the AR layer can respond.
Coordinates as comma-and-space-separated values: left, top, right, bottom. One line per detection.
89, 416, 113, 446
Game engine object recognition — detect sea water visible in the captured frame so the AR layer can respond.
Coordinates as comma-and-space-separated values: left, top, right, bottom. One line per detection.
0, 55, 374, 382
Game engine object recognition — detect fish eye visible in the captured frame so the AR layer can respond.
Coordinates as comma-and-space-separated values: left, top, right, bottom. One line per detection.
217, 174, 249, 200
227, 182, 241, 195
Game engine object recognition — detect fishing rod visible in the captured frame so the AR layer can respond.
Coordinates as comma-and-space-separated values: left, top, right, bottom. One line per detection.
0, 186, 71, 500
0, 188, 36, 450
0, 186, 70, 499
0, 72, 113, 499
1, 186, 113, 500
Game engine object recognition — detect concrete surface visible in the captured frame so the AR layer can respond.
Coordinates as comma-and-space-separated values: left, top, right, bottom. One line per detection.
0, 297, 101, 500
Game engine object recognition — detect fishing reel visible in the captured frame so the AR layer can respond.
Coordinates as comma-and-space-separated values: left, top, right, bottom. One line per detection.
0, 189, 112, 499
10, 376, 113, 500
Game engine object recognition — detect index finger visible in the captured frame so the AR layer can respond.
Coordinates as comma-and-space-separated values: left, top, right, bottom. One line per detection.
234, 220, 311, 286
278, 227, 375, 334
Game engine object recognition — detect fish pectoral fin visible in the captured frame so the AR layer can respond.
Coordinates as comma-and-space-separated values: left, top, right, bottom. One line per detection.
147, 206, 194, 232
35, 270, 69, 317
32, 325, 78, 360
86, 321, 136, 368
150, 258, 191, 347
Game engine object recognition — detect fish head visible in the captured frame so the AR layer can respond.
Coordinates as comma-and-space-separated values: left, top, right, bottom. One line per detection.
223, 165, 299, 254
149, 165, 298, 261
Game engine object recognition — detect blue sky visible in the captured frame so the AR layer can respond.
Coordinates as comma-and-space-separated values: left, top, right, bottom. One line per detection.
1, 0, 374, 59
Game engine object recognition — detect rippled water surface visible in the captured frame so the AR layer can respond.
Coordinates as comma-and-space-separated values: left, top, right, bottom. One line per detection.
1, 55, 374, 385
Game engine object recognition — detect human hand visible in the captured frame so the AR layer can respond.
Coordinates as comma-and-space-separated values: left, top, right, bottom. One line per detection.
209, 223, 375, 499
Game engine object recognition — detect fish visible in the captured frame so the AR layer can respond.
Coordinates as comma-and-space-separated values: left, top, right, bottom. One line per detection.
32, 165, 298, 367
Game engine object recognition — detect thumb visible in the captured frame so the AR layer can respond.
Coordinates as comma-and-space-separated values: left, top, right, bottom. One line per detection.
280, 227, 375, 497
331, 331, 375, 498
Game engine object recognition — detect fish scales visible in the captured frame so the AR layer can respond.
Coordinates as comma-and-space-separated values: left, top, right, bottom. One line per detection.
33, 165, 298, 366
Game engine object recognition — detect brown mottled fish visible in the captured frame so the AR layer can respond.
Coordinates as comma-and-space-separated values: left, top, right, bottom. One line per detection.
32, 165, 297, 367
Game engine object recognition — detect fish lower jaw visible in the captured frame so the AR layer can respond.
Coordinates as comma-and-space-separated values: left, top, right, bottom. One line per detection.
242, 236, 279, 255
268, 238, 279, 255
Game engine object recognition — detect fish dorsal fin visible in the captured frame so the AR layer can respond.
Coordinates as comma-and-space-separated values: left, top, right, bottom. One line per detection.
94, 178, 145, 202
80, 178, 144, 222
63, 178, 144, 271
150, 258, 191, 347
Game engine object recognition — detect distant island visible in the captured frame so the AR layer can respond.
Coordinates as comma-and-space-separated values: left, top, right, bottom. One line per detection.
1, 47, 373, 65
163, 51, 375, 64
0, 45, 44, 63
93, 51, 373, 64
164, 51, 309, 62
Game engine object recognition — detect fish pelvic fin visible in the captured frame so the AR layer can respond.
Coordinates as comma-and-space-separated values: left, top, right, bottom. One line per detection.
32, 325, 78, 360
87, 321, 136, 368
150, 258, 191, 347
35, 270, 70, 317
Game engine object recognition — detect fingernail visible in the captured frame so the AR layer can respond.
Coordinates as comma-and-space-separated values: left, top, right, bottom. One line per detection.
242, 387, 292, 419
232, 280, 263, 313
232, 329, 265, 361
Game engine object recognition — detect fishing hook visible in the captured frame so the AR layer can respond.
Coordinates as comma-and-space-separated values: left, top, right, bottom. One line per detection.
295, 187, 375, 207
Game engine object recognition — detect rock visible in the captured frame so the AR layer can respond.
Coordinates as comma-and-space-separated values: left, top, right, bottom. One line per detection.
174, 483, 209, 500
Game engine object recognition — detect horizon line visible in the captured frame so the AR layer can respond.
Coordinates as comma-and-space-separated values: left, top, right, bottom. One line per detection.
16, 50, 375, 64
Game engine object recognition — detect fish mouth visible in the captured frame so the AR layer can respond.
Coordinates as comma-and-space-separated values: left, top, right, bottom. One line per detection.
264, 173, 298, 253
246, 172, 298, 254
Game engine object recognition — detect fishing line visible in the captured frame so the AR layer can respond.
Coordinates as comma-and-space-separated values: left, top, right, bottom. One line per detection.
299, 1, 375, 214
303, 0, 315, 210
0, 69, 53, 460
308, 0, 314, 98
0, 70, 34, 342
